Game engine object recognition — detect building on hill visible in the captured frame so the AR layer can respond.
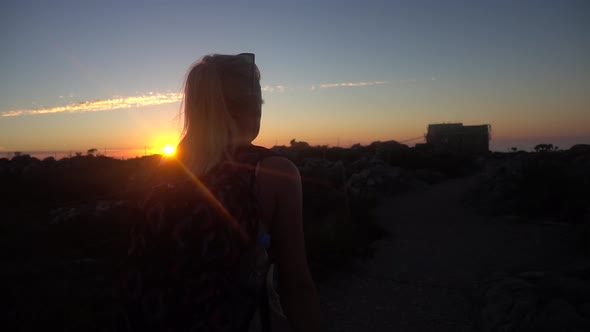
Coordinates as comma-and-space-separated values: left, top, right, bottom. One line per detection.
425, 123, 491, 153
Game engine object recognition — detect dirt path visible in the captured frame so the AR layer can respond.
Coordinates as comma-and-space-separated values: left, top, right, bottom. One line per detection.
319, 174, 583, 332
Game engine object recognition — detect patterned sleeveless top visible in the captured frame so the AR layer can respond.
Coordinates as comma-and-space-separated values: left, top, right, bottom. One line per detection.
121, 145, 276, 332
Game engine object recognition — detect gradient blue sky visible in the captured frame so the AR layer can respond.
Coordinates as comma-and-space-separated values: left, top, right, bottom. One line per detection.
1, 0, 589, 154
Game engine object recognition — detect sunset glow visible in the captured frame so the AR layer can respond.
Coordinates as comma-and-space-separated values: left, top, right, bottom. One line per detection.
162, 145, 176, 156
0, 1, 588, 155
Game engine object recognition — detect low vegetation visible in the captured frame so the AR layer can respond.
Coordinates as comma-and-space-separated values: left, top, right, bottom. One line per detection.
466, 144, 590, 223
1, 139, 487, 329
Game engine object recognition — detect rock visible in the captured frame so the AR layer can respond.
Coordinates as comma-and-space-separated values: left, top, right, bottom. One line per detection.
480, 277, 539, 332
560, 260, 590, 279
513, 299, 540, 330
414, 168, 446, 184
580, 302, 590, 319
556, 277, 590, 304
529, 298, 590, 332
484, 277, 536, 301
346, 164, 405, 199
480, 264, 590, 332
50, 207, 82, 225
517, 271, 546, 280
93, 200, 126, 217
468, 149, 590, 223
480, 291, 513, 332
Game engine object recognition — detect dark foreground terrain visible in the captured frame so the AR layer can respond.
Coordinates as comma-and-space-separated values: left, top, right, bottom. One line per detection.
1, 142, 589, 331
321, 174, 587, 332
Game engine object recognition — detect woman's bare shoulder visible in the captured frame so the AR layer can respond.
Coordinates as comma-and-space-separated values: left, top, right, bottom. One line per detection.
258, 156, 300, 178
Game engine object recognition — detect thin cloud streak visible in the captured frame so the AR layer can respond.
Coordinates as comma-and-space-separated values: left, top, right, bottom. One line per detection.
1, 92, 183, 117
319, 81, 388, 89
265, 81, 389, 92
262, 85, 286, 93
2, 80, 390, 117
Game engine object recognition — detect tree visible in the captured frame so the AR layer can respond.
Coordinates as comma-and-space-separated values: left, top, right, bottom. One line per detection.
87, 148, 98, 156
534, 144, 558, 153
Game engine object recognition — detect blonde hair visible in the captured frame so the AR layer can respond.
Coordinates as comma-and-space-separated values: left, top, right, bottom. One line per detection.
176, 54, 261, 176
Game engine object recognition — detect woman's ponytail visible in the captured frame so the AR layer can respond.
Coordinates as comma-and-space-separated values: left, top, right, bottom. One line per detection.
177, 58, 238, 176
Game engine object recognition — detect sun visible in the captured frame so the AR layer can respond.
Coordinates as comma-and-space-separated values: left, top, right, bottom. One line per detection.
162, 145, 176, 156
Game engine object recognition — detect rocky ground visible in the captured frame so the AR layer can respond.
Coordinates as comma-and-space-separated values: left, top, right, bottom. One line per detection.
3, 144, 588, 331
319, 174, 585, 332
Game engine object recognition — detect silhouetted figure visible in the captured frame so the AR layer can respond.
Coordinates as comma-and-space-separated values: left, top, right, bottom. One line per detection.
122, 53, 323, 332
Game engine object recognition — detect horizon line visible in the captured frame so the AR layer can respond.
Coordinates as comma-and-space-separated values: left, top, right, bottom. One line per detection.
2, 138, 589, 156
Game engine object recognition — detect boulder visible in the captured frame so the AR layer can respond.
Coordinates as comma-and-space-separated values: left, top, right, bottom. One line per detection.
480, 261, 590, 332
529, 298, 590, 332
346, 164, 406, 202
50, 207, 83, 225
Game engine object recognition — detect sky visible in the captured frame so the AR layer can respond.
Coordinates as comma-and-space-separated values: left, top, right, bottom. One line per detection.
0, 0, 589, 155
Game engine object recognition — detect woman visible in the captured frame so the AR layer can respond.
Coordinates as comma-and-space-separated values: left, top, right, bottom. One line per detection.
159, 53, 323, 331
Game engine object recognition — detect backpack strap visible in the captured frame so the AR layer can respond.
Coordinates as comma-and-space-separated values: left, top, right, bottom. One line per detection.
234, 145, 282, 332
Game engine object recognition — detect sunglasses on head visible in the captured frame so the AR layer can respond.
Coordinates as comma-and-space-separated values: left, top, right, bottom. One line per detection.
237, 53, 256, 96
